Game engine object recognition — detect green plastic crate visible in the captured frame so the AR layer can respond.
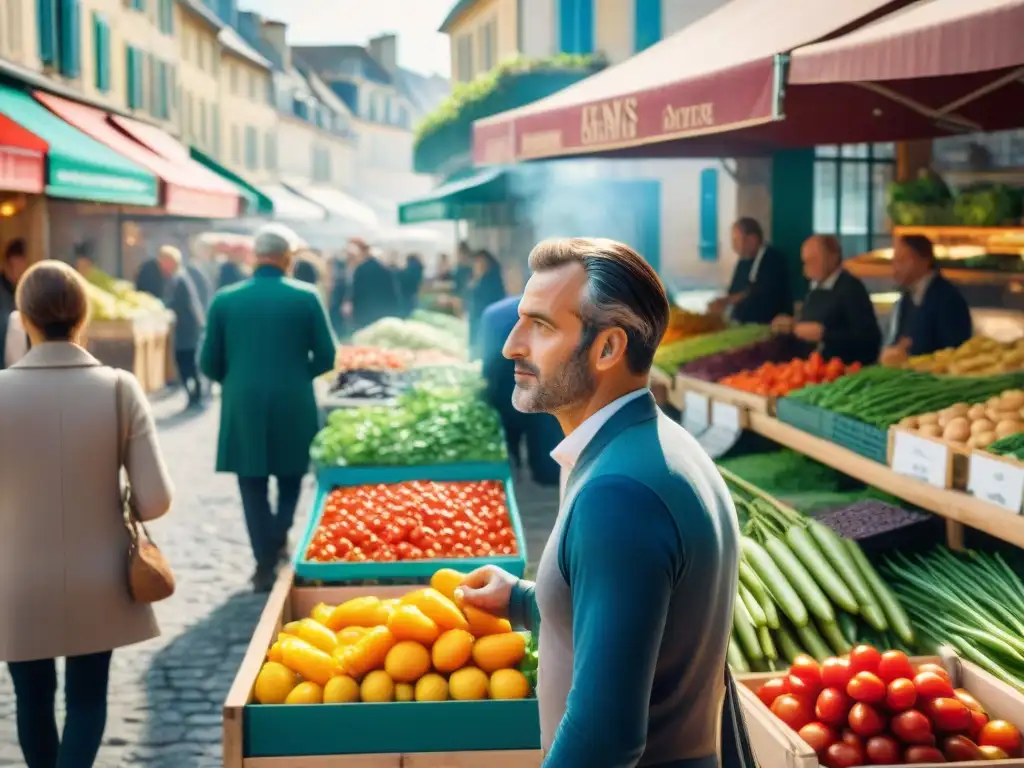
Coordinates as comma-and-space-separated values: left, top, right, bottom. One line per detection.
776, 397, 835, 440
832, 414, 888, 464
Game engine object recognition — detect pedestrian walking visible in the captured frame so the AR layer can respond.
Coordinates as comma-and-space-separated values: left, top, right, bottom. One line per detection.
467, 248, 506, 358
0, 260, 174, 768
200, 224, 337, 592
158, 246, 206, 409
458, 237, 752, 766
0, 238, 28, 370
345, 239, 402, 331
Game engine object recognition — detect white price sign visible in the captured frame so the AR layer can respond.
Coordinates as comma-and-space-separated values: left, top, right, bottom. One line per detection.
968, 452, 1024, 513
891, 431, 949, 489
683, 391, 709, 433
711, 401, 741, 432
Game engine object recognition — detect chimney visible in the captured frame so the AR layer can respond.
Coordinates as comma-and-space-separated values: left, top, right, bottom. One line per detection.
260, 19, 291, 70
368, 33, 398, 76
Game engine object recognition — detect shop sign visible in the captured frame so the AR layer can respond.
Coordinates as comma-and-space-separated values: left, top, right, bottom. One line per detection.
890, 431, 949, 488
661, 102, 715, 135
519, 130, 564, 159
580, 97, 638, 146
711, 401, 741, 432
968, 452, 1024, 513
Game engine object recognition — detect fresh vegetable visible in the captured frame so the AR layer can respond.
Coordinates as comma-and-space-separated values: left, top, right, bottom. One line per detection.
334, 346, 414, 373
890, 335, 1024, 377
409, 309, 468, 339
352, 317, 466, 358
896, 388, 1024, 450
719, 352, 861, 397
653, 324, 772, 375
987, 431, 1024, 461
677, 336, 795, 381
305, 480, 518, 563
814, 501, 931, 544
328, 369, 407, 400
660, 306, 726, 345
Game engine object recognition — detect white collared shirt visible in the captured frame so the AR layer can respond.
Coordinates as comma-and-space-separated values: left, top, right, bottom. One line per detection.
748, 244, 768, 283
909, 270, 935, 306
810, 267, 843, 292
552, 388, 649, 471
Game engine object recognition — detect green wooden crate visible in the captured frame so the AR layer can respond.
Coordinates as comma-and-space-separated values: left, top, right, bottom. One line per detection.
831, 414, 888, 464
776, 397, 835, 440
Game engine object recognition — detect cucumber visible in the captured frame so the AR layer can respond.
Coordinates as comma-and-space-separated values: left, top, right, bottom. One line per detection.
795, 620, 833, 661
808, 521, 883, 615
786, 526, 859, 614
818, 619, 852, 656
775, 623, 804, 664
727, 637, 750, 673
741, 538, 808, 627
739, 584, 767, 628
758, 625, 777, 661
764, 534, 835, 624
844, 539, 915, 646
759, 590, 781, 630
740, 560, 779, 629
733, 597, 764, 662
837, 612, 858, 645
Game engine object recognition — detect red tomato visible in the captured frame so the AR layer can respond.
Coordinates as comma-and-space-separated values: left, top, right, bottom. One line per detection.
904, 745, 947, 763
916, 663, 952, 683
848, 645, 882, 675
886, 677, 918, 712
815, 688, 852, 726
954, 688, 986, 714
968, 710, 990, 739
824, 741, 865, 768
790, 655, 823, 686
821, 657, 853, 689
877, 650, 915, 682
797, 722, 835, 754
942, 735, 984, 762
914, 671, 956, 700
788, 673, 821, 699
771, 694, 815, 732
980, 745, 1010, 759
849, 703, 885, 737
757, 678, 790, 708
840, 729, 863, 749
923, 697, 972, 733
846, 672, 886, 704
979, 720, 1023, 755
892, 710, 936, 746
865, 735, 901, 765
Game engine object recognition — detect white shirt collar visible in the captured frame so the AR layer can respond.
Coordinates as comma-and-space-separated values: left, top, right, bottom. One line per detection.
550, 388, 649, 471
909, 270, 935, 306
749, 244, 768, 282
811, 267, 843, 291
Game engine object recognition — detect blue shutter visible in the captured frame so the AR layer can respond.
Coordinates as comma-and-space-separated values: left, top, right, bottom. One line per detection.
57, 0, 81, 78
634, 0, 661, 52
577, 0, 593, 54
699, 168, 720, 262
93, 13, 110, 91
559, 0, 593, 54
37, 0, 57, 65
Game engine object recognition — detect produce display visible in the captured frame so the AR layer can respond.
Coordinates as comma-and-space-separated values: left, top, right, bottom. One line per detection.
814, 501, 931, 544
653, 324, 772, 375
891, 336, 1024, 376
410, 309, 468, 339
310, 383, 506, 468
720, 354, 861, 398
881, 548, 1024, 692
895, 389, 1024, 450
677, 336, 796, 382
304, 480, 518, 564
327, 369, 406, 401
787, 367, 1024, 430
334, 346, 414, 373
753, 647, 1023, 765
660, 306, 725, 345
887, 171, 953, 227
83, 267, 164, 320
725, 472, 914, 675
987, 433, 1024, 461
253, 573, 535, 705
352, 318, 465, 359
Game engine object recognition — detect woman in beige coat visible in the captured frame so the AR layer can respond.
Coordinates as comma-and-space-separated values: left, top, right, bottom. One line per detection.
0, 260, 174, 768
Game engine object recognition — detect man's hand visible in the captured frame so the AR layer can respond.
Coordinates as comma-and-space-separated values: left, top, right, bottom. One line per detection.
771, 314, 795, 335
456, 565, 517, 618
881, 344, 909, 367
794, 322, 825, 343
708, 296, 728, 314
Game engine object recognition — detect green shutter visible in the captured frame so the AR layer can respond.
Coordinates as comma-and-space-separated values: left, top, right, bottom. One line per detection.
37, 0, 58, 65
126, 46, 144, 109
58, 0, 81, 78
93, 13, 110, 92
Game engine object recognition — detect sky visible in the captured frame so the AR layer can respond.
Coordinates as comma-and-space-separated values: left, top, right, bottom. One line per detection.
241, 0, 455, 77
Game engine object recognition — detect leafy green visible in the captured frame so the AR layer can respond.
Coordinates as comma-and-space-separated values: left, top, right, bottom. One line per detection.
351, 318, 465, 358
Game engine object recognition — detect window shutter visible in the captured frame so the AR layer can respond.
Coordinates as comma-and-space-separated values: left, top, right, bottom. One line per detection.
37, 0, 57, 65
57, 0, 81, 78
93, 13, 110, 91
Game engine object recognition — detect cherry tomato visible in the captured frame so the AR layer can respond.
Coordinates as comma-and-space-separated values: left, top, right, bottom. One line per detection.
979, 745, 1010, 759
821, 657, 853, 689
923, 697, 972, 733
840, 729, 863, 749
815, 688, 852, 726
892, 710, 936, 746
914, 671, 956, 700
877, 650, 915, 682
968, 709, 990, 739
979, 720, 1023, 755
917, 663, 952, 684
849, 703, 885, 737
904, 745, 947, 763
954, 688, 986, 714
790, 655, 822, 686
788, 673, 821, 699
846, 672, 886, 704
848, 645, 882, 675
771, 694, 815, 732
886, 677, 918, 712
757, 678, 790, 708
798, 722, 835, 754
865, 734, 901, 765
824, 741, 864, 768
942, 735, 984, 762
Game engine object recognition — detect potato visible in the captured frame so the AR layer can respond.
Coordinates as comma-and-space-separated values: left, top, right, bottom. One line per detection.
943, 418, 971, 444
987, 397, 1004, 409
995, 419, 1023, 439
967, 405, 988, 421
975, 431, 997, 448
968, 435, 984, 449
918, 412, 939, 425
988, 410, 1021, 424
899, 416, 920, 429
938, 412, 953, 428
971, 418, 995, 436
948, 403, 970, 416
1001, 391, 1024, 410
920, 423, 943, 438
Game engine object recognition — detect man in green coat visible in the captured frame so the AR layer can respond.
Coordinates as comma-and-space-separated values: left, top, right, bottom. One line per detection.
200, 224, 337, 591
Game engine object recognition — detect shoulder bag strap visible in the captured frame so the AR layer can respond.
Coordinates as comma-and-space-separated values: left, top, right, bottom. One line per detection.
114, 371, 148, 540
721, 666, 760, 768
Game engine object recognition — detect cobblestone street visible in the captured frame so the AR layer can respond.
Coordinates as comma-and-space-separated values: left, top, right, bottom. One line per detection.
0, 391, 560, 767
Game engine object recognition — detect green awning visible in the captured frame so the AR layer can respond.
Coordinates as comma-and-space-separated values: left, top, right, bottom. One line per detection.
398, 167, 508, 224
0, 84, 158, 206
189, 147, 272, 216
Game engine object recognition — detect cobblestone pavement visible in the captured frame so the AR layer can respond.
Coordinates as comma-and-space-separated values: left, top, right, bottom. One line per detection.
0, 390, 560, 767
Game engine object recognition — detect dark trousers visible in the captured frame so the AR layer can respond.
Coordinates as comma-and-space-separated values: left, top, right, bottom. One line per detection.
7, 650, 113, 768
175, 348, 200, 403
238, 475, 303, 574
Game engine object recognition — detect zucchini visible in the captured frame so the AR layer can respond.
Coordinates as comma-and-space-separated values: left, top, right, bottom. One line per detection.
733, 597, 764, 662
741, 538, 808, 627
727, 637, 750, 673
818, 619, 851, 656
739, 584, 767, 628
740, 560, 780, 629
807, 520, 882, 616
775, 623, 804, 664
845, 539, 915, 646
764, 534, 835, 624
786, 526, 859, 614
758, 625, 778, 661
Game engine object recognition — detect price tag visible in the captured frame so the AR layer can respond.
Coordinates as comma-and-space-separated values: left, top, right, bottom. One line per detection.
712, 401, 741, 431
890, 431, 949, 488
968, 452, 1024, 513
683, 391, 709, 435
698, 425, 743, 459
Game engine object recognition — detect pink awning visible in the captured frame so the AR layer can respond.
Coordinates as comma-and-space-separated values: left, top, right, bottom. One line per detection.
35, 92, 240, 218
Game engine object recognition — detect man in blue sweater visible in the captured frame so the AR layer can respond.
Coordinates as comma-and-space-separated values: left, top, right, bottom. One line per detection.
459, 238, 745, 767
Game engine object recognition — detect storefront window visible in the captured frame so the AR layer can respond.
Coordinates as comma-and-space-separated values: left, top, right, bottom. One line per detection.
814, 143, 895, 257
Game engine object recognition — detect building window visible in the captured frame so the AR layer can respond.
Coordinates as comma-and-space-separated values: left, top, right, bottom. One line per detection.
231, 124, 240, 164
634, 0, 661, 52
814, 143, 896, 256
125, 45, 144, 109
130, 0, 144, 10
199, 99, 207, 143
184, 92, 193, 138
91, 12, 110, 92
247, 71, 257, 100
245, 126, 258, 170
211, 103, 221, 158
197, 37, 206, 70
311, 145, 331, 183
157, 0, 173, 34
479, 19, 497, 72
264, 132, 276, 171
57, 0, 81, 78
455, 34, 473, 82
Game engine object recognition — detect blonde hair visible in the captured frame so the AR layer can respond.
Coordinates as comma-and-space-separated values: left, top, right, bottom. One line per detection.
158, 245, 183, 266
16, 260, 90, 341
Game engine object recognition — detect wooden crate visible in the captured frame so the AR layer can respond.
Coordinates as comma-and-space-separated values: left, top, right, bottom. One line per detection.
673, 373, 774, 415
887, 426, 970, 491
223, 569, 542, 768
84, 319, 151, 387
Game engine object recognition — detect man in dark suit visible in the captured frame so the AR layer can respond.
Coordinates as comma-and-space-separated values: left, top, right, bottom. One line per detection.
159, 246, 206, 408
881, 234, 973, 366
346, 239, 402, 331
711, 218, 792, 324
135, 256, 165, 299
200, 224, 336, 591
772, 234, 882, 366
217, 253, 246, 291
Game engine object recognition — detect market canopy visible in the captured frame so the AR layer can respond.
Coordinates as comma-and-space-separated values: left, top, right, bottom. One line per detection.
471, 0, 912, 163
190, 147, 273, 216
257, 184, 328, 221
0, 85, 157, 204
35, 92, 238, 218
0, 107, 45, 194
398, 167, 508, 224
284, 183, 379, 231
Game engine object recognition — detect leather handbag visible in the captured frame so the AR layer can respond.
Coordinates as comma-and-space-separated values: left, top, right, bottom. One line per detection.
115, 373, 175, 603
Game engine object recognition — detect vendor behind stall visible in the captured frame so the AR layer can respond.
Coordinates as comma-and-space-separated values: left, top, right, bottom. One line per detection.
709, 218, 792, 323
880, 234, 972, 366
772, 234, 881, 366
